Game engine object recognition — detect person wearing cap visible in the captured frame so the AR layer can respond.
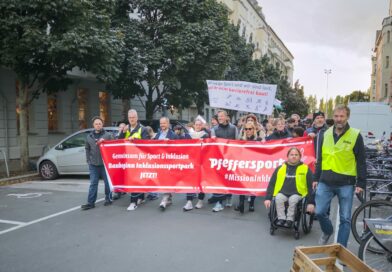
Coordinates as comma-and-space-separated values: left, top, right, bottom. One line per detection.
174, 125, 192, 139
314, 105, 366, 247
81, 116, 114, 210
306, 111, 329, 152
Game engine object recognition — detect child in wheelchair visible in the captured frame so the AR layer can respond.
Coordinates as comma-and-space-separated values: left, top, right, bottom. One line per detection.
264, 147, 315, 229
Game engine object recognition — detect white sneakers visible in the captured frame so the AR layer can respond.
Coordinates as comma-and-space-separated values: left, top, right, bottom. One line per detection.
195, 199, 203, 209
127, 203, 137, 211
225, 197, 232, 207
212, 202, 224, 212
183, 200, 193, 211
160, 194, 172, 210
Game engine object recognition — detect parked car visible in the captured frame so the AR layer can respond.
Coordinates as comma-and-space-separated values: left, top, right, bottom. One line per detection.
37, 127, 118, 180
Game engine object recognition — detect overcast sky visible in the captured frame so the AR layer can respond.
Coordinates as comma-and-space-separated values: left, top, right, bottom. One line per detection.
259, 0, 389, 99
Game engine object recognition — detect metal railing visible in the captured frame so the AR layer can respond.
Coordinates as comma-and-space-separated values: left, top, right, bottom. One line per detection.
0, 149, 9, 178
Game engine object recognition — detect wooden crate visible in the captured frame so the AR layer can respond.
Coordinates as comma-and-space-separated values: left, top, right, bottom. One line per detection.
291, 244, 373, 272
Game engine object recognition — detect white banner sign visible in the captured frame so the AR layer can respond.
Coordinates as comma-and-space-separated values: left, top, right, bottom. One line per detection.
207, 80, 277, 115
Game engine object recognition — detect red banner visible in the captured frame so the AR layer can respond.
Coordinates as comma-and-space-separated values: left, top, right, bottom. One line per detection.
100, 137, 315, 196
200, 138, 315, 196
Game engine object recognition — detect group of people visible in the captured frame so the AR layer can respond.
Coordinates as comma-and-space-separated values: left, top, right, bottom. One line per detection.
81, 104, 366, 249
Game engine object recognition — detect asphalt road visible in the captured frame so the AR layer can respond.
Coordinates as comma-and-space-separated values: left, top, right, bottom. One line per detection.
0, 177, 358, 272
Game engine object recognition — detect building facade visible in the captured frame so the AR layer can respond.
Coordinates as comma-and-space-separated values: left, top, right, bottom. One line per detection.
219, 0, 294, 83
371, 1, 392, 105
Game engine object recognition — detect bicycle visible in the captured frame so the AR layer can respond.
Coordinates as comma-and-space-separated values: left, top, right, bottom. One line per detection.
351, 199, 392, 252
358, 216, 392, 271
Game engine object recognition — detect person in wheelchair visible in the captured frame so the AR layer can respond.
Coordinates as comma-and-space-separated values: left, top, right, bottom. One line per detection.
264, 147, 315, 228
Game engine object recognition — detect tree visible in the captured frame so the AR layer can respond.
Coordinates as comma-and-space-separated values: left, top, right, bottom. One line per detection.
278, 80, 309, 117
306, 95, 318, 114
109, 0, 230, 120
326, 98, 334, 118
0, 1, 122, 170
344, 90, 370, 103
334, 95, 344, 106
319, 98, 325, 113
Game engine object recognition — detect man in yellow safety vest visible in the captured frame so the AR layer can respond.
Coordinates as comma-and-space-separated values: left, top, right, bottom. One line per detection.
314, 104, 366, 247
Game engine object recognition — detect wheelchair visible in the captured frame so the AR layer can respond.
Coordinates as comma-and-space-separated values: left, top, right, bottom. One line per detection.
268, 196, 314, 239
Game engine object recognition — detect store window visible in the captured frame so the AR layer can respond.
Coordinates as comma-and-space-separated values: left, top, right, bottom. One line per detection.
99, 91, 110, 126
77, 89, 88, 129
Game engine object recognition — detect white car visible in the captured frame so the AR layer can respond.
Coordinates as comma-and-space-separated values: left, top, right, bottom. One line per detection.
37, 127, 118, 180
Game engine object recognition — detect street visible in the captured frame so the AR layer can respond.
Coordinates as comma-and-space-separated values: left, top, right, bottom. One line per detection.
0, 177, 362, 272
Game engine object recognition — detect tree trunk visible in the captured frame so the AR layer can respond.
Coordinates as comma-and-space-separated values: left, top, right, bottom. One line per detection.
145, 99, 154, 120
18, 83, 29, 171
121, 98, 130, 122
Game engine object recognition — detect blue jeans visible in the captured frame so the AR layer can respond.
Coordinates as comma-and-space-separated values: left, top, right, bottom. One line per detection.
315, 181, 354, 247
87, 164, 111, 204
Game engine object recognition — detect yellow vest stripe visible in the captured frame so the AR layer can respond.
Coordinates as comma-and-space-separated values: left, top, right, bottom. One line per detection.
273, 164, 309, 197
321, 127, 360, 176
125, 127, 142, 139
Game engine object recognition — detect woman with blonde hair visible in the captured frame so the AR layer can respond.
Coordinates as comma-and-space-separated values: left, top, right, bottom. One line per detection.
235, 122, 262, 213
266, 118, 291, 141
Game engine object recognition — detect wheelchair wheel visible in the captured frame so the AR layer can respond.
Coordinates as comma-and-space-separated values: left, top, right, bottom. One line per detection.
270, 226, 275, 235
301, 200, 314, 234
269, 198, 277, 224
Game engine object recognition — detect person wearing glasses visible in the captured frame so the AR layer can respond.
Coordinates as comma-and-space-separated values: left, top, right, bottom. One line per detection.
234, 122, 262, 213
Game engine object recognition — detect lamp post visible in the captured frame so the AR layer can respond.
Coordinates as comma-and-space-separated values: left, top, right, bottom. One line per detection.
324, 69, 332, 115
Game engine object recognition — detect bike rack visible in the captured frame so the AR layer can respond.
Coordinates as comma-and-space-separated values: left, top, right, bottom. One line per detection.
0, 149, 10, 178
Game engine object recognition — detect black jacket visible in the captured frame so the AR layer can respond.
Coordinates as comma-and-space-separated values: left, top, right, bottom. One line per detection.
85, 129, 113, 166
266, 129, 291, 141
211, 123, 238, 140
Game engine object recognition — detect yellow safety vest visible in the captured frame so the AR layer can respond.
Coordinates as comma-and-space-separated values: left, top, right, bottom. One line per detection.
125, 127, 142, 139
273, 163, 309, 197
321, 127, 360, 176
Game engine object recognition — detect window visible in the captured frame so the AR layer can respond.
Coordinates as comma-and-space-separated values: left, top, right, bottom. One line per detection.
99, 91, 110, 126
15, 80, 29, 134
385, 84, 389, 98
388, 31, 391, 43
386, 56, 390, 68
237, 19, 241, 27
48, 94, 58, 131
61, 132, 89, 149
242, 26, 246, 37
77, 89, 88, 129
249, 33, 253, 43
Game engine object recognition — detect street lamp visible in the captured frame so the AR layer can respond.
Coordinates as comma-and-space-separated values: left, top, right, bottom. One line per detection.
324, 69, 332, 114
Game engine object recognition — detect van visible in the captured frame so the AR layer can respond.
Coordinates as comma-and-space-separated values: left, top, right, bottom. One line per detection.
348, 102, 392, 145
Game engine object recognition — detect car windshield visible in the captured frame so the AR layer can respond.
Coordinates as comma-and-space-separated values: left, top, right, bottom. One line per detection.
61, 132, 89, 149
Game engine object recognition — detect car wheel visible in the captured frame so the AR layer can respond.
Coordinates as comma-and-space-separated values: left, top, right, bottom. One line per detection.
39, 161, 59, 180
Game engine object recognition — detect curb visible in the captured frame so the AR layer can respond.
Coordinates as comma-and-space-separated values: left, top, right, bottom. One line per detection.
0, 173, 40, 186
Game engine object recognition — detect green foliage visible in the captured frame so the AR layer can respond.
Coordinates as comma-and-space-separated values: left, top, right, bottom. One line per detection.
306, 95, 318, 114
0, 0, 122, 95
0, 0, 122, 170
107, 0, 231, 119
344, 90, 370, 103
